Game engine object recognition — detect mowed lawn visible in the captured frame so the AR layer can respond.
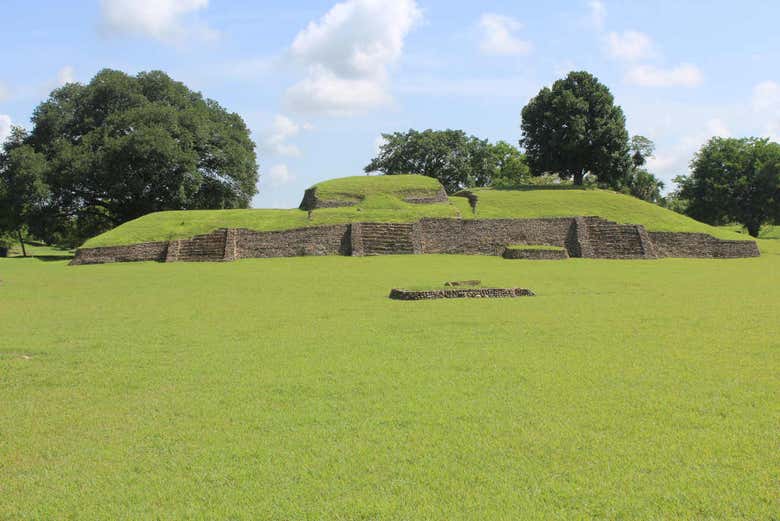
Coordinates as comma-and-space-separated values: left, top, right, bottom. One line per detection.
1, 245, 779, 519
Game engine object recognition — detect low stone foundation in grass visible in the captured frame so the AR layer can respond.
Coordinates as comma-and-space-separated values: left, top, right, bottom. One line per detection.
444, 280, 481, 286
389, 287, 535, 300
502, 246, 569, 260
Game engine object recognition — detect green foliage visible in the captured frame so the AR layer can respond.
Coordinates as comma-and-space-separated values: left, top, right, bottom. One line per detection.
520, 71, 632, 185
679, 137, 780, 237
21, 69, 258, 245
624, 168, 665, 203
1, 251, 778, 518
488, 141, 531, 188
0, 127, 49, 253
629, 135, 656, 168
364, 130, 529, 192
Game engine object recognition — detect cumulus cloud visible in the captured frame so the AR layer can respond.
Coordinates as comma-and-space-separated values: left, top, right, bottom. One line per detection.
264, 115, 313, 157
285, 0, 421, 116
0, 115, 12, 144
647, 118, 731, 181
478, 13, 532, 56
606, 30, 655, 61
0, 82, 9, 102
99, 0, 216, 44
266, 164, 295, 187
625, 64, 703, 88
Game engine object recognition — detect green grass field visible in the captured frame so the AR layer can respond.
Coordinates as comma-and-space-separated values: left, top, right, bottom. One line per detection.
1, 239, 778, 519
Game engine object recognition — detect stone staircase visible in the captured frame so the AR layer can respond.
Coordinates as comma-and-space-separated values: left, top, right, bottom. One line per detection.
360, 223, 416, 255
166, 230, 227, 262
584, 217, 655, 259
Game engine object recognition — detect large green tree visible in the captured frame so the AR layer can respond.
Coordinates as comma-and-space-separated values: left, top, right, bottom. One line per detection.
520, 71, 631, 185
678, 137, 780, 237
22, 69, 258, 244
0, 127, 49, 256
364, 129, 528, 192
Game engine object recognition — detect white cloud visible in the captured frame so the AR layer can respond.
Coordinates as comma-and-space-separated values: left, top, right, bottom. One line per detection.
99, 0, 216, 44
0, 115, 12, 144
646, 118, 731, 182
0, 82, 9, 102
285, 0, 421, 116
606, 30, 655, 62
266, 164, 295, 187
625, 64, 703, 87
57, 66, 76, 86
264, 115, 313, 157
587, 0, 606, 30
478, 14, 532, 56
751, 81, 780, 141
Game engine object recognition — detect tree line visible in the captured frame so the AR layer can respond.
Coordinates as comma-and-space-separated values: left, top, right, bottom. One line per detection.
2, 69, 778, 255
365, 71, 778, 237
0, 69, 258, 252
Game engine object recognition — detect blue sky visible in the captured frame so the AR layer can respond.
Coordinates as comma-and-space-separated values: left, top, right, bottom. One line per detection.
1, 0, 779, 208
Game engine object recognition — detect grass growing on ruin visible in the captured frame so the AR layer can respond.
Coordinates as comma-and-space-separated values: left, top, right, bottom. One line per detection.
83, 176, 749, 248
311, 174, 444, 203
1, 244, 779, 519
453, 188, 748, 240
83, 200, 461, 248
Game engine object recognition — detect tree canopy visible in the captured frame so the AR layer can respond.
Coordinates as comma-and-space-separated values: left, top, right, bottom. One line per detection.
520, 71, 631, 186
0, 127, 49, 255
14, 69, 258, 245
364, 129, 529, 192
678, 137, 780, 237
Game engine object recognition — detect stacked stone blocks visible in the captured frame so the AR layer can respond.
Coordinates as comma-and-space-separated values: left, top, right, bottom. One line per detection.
71, 216, 760, 265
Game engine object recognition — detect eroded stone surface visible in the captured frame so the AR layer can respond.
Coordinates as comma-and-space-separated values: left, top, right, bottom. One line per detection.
389, 288, 535, 300
502, 248, 568, 260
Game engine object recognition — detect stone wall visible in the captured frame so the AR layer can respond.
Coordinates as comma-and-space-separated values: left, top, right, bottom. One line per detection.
502, 248, 569, 260
403, 187, 449, 205
237, 224, 351, 258
417, 217, 576, 255
71, 217, 760, 265
298, 188, 355, 210
389, 287, 535, 300
166, 229, 229, 262
71, 241, 168, 265
649, 232, 760, 258
299, 186, 448, 210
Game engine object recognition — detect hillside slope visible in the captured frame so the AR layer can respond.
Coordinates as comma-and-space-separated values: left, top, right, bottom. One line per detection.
83, 176, 749, 248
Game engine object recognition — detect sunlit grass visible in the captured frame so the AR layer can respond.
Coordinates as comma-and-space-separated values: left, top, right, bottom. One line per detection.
1, 246, 778, 519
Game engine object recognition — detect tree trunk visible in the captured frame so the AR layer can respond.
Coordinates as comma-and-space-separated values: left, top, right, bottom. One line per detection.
746, 222, 761, 238
573, 171, 584, 186
17, 229, 27, 257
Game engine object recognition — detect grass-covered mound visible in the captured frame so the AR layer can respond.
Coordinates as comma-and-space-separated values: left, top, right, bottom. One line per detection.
308, 174, 445, 204
452, 188, 746, 240
83, 175, 750, 248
